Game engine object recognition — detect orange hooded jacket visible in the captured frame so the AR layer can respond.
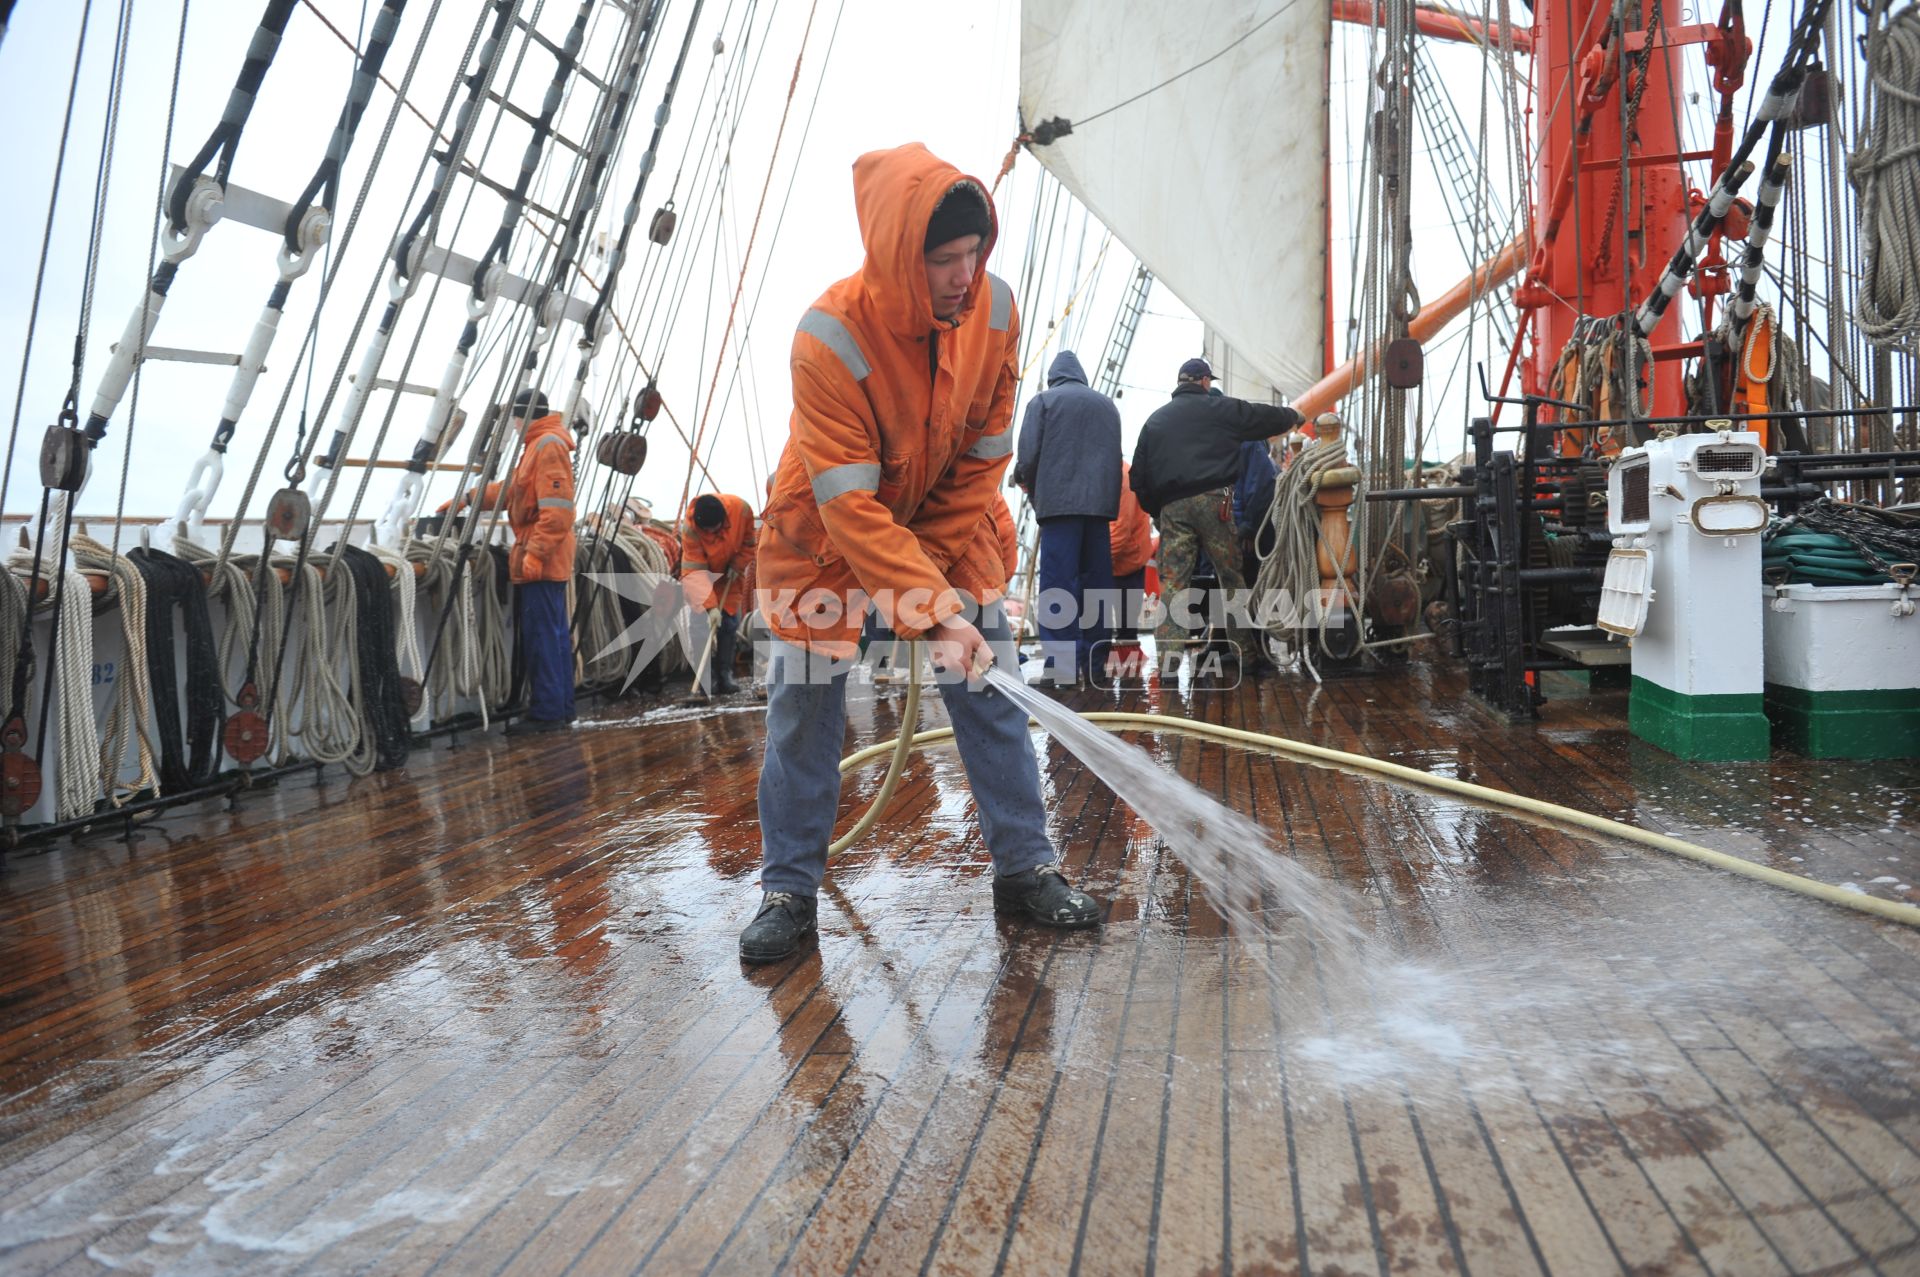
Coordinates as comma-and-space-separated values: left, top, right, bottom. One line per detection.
990, 491, 1018, 578
679, 493, 758, 615
505, 414, 576, 584
1110, 463, 1156, 578
437, 413, 576, 584
755, 143, 1020, 654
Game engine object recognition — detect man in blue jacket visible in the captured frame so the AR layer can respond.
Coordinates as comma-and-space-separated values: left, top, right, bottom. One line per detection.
1013, 350, 1122, 683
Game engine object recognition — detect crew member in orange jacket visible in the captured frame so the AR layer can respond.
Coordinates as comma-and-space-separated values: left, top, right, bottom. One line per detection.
679, 493, 756, 695
1109, 462, 1156, 640
497, 389, 578, 732
738, 143, 1103, 963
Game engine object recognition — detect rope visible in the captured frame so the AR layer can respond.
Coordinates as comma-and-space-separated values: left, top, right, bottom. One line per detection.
1769, 497, 1920, 579
0, 574, 26, 734
1016, 233, 1113, 380
338, 546, 414, 768
126, 545, 224, 792
298, 0, 450, 145
297, 556, 372, 772
371, 545, 428, 727
1853, 0, 1920, 350
676, 0, 818, 537
69, 529, 158, 804
213, 0, 472, 580
7, 541, 101, 820
0, 0, 97, 528
1254, 433, 1359, 671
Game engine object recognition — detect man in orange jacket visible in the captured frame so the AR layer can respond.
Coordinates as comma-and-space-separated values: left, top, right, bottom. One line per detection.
739, 143, 1103, 962
493, 388, 579, 733
679, 493, 757, 695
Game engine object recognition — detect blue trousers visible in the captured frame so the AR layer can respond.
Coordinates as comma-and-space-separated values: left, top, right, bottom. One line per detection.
1113, 568, 1147, 638
756, 602, 1055, 898
1037, 515, 1116, 679
518, 579, 576, 722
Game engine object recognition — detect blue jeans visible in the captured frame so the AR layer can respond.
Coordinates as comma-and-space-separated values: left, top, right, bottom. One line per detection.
756, 602, 1056, 898
518, 579, 576, 721
1037, 515, 1116, 680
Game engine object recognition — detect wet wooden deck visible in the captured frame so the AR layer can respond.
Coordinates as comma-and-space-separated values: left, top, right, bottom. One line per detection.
1, 658, 1918, 1274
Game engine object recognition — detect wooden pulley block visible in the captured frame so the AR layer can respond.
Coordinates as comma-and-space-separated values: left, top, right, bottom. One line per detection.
1367, 571, 1422, 627
598, 431, 648, 476
0, 749, 41, 817
1788, 69, 1831, 130
223, 711, 270, 764
637, 382, 663, 422
264, 487, 312, 542
39, 426, 88, 492
1382, 338, 1424, 389
397, 676, 424, 717
649, 203, 677, 245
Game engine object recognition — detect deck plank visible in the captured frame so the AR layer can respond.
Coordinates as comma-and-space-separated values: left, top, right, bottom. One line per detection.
0, 659, 1916, 1273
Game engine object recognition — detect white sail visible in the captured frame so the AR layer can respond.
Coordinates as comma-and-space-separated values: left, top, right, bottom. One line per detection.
1021, 0, 1330, 399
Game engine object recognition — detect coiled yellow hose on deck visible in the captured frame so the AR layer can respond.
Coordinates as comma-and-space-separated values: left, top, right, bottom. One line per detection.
829, 648, 1920, 928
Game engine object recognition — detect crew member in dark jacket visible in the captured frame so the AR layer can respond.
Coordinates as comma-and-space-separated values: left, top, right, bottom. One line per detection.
1013, 350, 1121, 681
1130, 358, 1301, 660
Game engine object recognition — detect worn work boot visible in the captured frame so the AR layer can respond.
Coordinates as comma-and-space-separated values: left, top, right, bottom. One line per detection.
711, 624, 742, 695
739, 891, 818, 962
992, 864, 1103, 928
504, 715, 572, 735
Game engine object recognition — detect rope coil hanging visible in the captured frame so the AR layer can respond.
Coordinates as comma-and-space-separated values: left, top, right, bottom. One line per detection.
1852, 0, 1920, 351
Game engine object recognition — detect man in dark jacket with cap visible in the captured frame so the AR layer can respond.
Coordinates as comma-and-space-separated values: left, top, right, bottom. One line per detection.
1013, 349, 1121, 682
1131, 358, 1301, 662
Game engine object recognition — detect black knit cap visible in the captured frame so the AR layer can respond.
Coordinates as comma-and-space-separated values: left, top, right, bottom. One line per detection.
511, 387, 550, 419
691, 494, 726, 530
924, 181, 992, 252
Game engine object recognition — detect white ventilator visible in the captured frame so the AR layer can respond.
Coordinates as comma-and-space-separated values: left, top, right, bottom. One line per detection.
1606, 428, 1771, 759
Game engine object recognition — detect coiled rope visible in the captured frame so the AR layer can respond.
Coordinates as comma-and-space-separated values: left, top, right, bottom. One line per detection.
126, 545, 223, 794
8, 538, 101, 820
1255, 433, 1363, 673
69, 528, 158, 804
1853, 0, 1920, 350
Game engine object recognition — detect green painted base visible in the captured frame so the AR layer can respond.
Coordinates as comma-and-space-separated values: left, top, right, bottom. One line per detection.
1766, 683, 1920, 759
1630, 676, 1770, 761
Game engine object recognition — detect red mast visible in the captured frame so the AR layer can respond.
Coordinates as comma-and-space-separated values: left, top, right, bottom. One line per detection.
1514, 0, 1750, 415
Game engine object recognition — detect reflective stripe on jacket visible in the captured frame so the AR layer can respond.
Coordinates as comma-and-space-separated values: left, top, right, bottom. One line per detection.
679, 493, 758, 615
507, 414, 576, 584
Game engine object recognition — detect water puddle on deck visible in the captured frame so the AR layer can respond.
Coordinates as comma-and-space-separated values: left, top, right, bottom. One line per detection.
986, 669, 1744, 1108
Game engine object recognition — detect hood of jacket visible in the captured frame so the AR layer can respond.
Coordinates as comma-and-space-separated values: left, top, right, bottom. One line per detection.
1046, 350, 1088, 387
522, 412, 575, 452
853, 143, 999, 341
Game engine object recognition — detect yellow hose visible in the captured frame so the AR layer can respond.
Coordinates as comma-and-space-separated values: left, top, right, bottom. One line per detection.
827, 648, 922, 856
833, 699, 1920, 928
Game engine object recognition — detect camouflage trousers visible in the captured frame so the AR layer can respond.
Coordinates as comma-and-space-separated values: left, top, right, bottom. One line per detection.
1153, 487, 1251, 651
